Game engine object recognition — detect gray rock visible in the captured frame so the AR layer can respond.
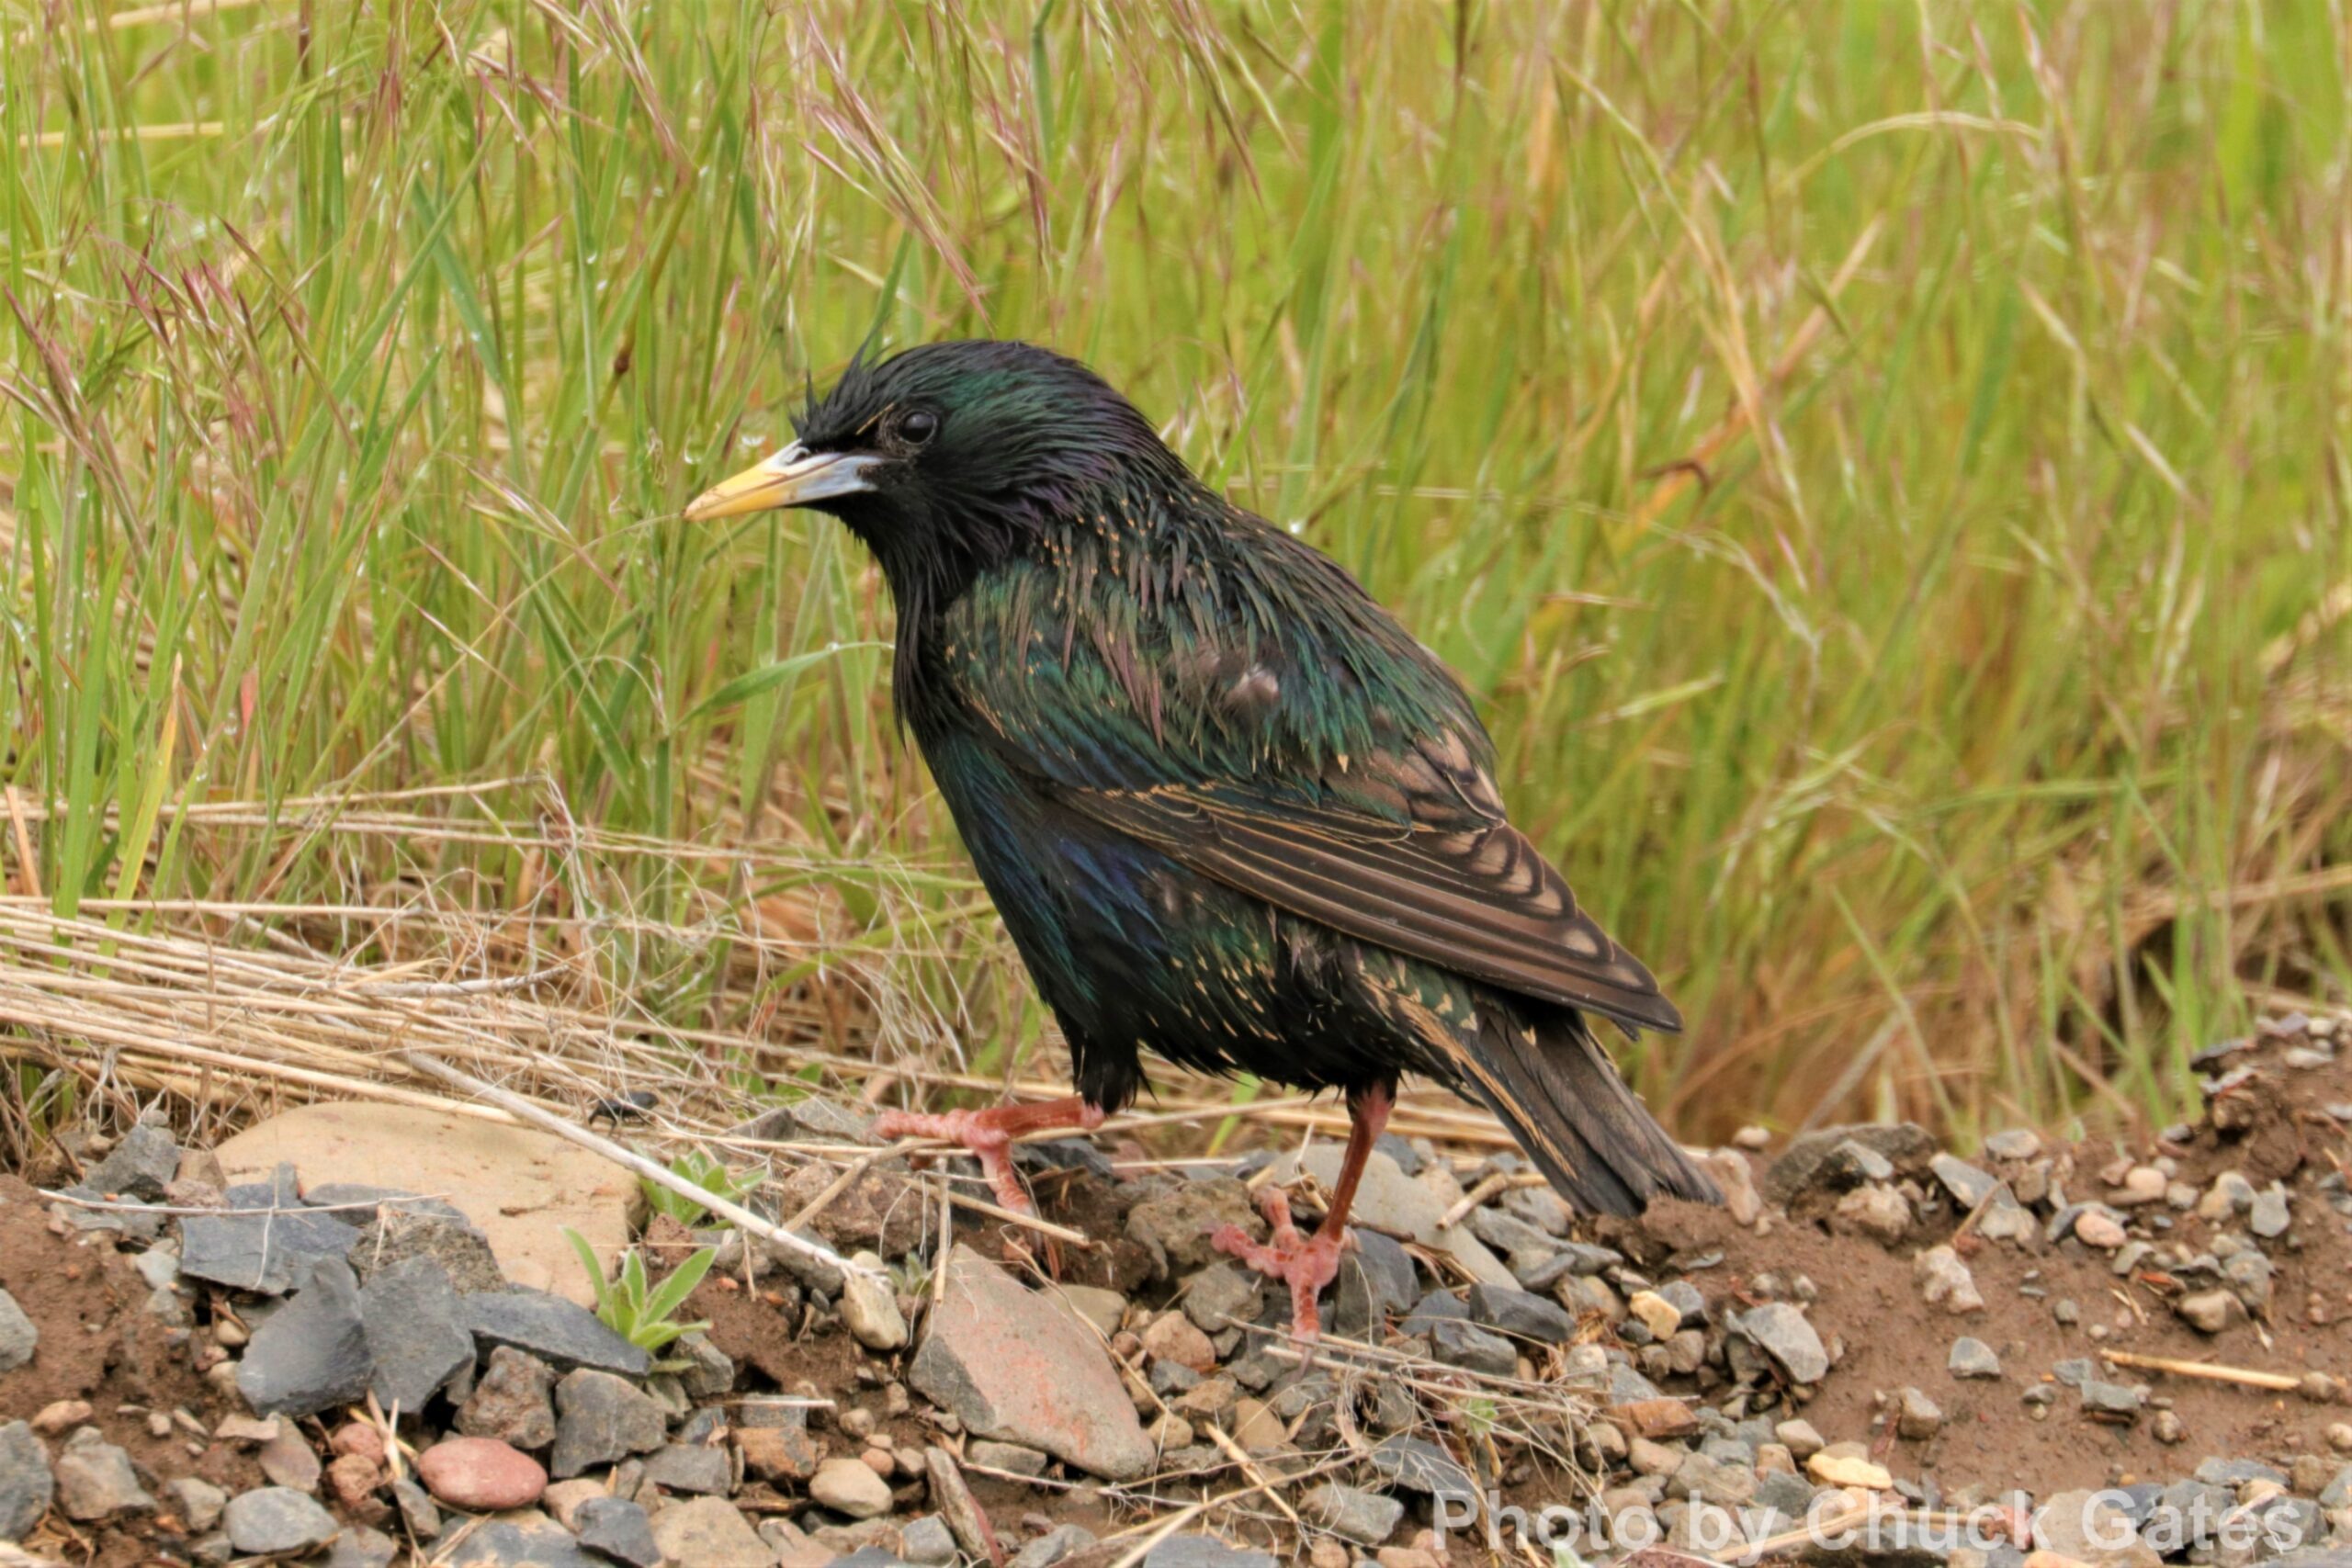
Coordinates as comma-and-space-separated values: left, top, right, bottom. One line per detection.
1948, 1337, 2002, 1378
1930, 1153, 2004, 1210
1469, 1205, 1558, 1258
2199, 1459, 2290, 1488
1428, 1317, 1518, 1374
550, 1369, 667, 1478
2252, 1185, 2293, 1239
1465, 1282, 1574, 1343
49, 1184, 167, 1240
85, 1122, 180, 1201
1984, 1129, 2042, 1160
304, 1184, 470, 1222
0, 1422, 53, 1541
1762, 1123, 1934, 1202
647, 1496, 772, 1567
909, 1244, 1154, 1481
349, 1209, 510, 1294
573, 1495, 662, 1568
2179, 1289, 2248, 1335
675, 1332, 734, 1401
223, 1486, 340, 1555
1367, 1435, 1476, 1502
1183, 1261, 1266, 1334
468, 1289, 651, 1377
178, 1204, 362, 1296
1141, 1534, 1282, 1568
326, 1524, 400, 1568
1302, 1481, 1406, 1546
390, 1476, 441, 1538
1329, 1230, 1415, 1337
360, 1255, 476, 1413
2081, 1380, 2143, 1423
640, 1442, 732, 1495
236, 1256, 375, 1417
440, 1515, 601, 1565
902, 1514, 957, 1564
1125, 1179, 1266, 1278
161, 1475, 227, 1532
840, 1250, 909, 1352
51, 1428, 152, 1522
0, 1291, 34, 1375
1895, 1388, 1943, 1439
969, 1438, 1049, 1475
1398, 1288, 1470, 1336
1733, 1301, 1829, 1383
458, 1347, 560, 1449
1011, 1523, 1097, 1567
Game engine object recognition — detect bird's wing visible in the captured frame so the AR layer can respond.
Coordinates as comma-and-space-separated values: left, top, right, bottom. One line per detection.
1064, 770, 1680, 1033
938, 538, 1680, 1035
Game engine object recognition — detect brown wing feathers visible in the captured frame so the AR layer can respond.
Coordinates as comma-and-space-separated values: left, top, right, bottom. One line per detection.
1069, 784, 1684, 1035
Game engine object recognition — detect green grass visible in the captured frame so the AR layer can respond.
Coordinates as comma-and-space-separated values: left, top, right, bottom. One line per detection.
3, 0, 2346, 1146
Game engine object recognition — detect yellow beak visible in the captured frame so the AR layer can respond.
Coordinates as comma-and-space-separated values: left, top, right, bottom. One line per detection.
682, 443, 881, 522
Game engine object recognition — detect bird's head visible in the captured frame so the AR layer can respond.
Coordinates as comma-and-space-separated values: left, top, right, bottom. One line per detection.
684, 341, 1190, 590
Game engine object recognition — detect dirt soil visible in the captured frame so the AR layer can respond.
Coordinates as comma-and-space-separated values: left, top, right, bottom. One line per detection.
0, 1175, 264, 1567
1620, 1040, 2352, 1498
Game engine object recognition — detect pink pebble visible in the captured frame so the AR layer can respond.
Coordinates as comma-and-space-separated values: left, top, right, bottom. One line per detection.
415, 1436, 548, 1511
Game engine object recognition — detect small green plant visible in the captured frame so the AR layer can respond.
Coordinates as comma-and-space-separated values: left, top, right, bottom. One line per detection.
639, 1150, 759, 1229
565, 1228, 716, 1361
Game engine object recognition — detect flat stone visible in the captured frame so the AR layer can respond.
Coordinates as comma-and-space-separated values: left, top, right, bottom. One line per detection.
811, 1454, 896, 1518
359, 1255, 476, 1413
237, 1256, 375, 1417
734, 1419, 823, 1483
574, 1496, 662, 1568
2178, 1289, 2248, 1335
1302, 1481, 1406, 1546
1267, 1147, 1514, 1286
417, 1436, 548, 1511
223, 1486, 339, 1555
0, 1291, 34, 1375
438, 1514, 600, 1566
970, 1438, 1049, 1476
85, 1122, 181, 1201
1763, 1124, 1936, 1203
51, 1428, 150, 1522
2252, 1186, 2293, 1238
161, 1475, 227, 1532
640, 1443, 732, 1495
1948, 1337, 2002, 1379
1011, 1523, 1096, 1567
1427, 1317, 1517, 1375
0, 1422, 54, 1540
458, 1347, 560, 1449
304, 1183, 470, 1222
178, 1206, 360, 1296
902, 1515, 957, 1565
1140, 1536, 1281, 1568
349, 1209, 511, 1296
1984, 1130, 2042, 1161
257, 1423, 322, 1491
390, 1476, 441, 1537
1464, 1282, 1573, 1343
1734, 1302, 1829, 1383
1330, 1230, 1417, 1337
1895, 1387, 1943, 1439
468, 1289, 651, 1377
1182, 1261, 1264, 1334
925, 1447, 996, 1561
649, 1496, 774, 1567
1125, 1179, 1266, 1278
1929, 1154, 2004, 1210
909, 1244, 1153, 1481
2034, 1488, 2163, 1568
326, 1524, 399, 1568
1808, 1452, 1894, 1490
216, 1101, 635, 1304
550, 1369, 667, 1478
1366, 1435, 1476, 1503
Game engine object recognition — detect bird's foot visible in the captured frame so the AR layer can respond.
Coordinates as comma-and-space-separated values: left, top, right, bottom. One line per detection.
1210, 1185, 1346, 1348
871, 1097, 1104, 1218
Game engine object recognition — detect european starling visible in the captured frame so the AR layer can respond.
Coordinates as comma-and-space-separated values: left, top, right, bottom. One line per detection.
686, 341, 1717, 1339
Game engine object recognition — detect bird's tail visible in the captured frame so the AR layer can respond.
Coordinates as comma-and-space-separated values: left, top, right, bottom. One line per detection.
1452, 1003, 1719, 1216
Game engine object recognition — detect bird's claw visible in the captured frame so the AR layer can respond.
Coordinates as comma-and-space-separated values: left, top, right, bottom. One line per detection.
1211, 1197, 1345, 1348
872, 1107, 1033, 1215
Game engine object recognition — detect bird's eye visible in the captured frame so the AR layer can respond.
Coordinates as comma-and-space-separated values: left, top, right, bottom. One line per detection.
898, 409, 939, 446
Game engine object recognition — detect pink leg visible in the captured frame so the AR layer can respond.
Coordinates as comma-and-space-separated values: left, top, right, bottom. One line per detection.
873, 1094, 1104, 1215
1212, 1084, 1394, 1346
